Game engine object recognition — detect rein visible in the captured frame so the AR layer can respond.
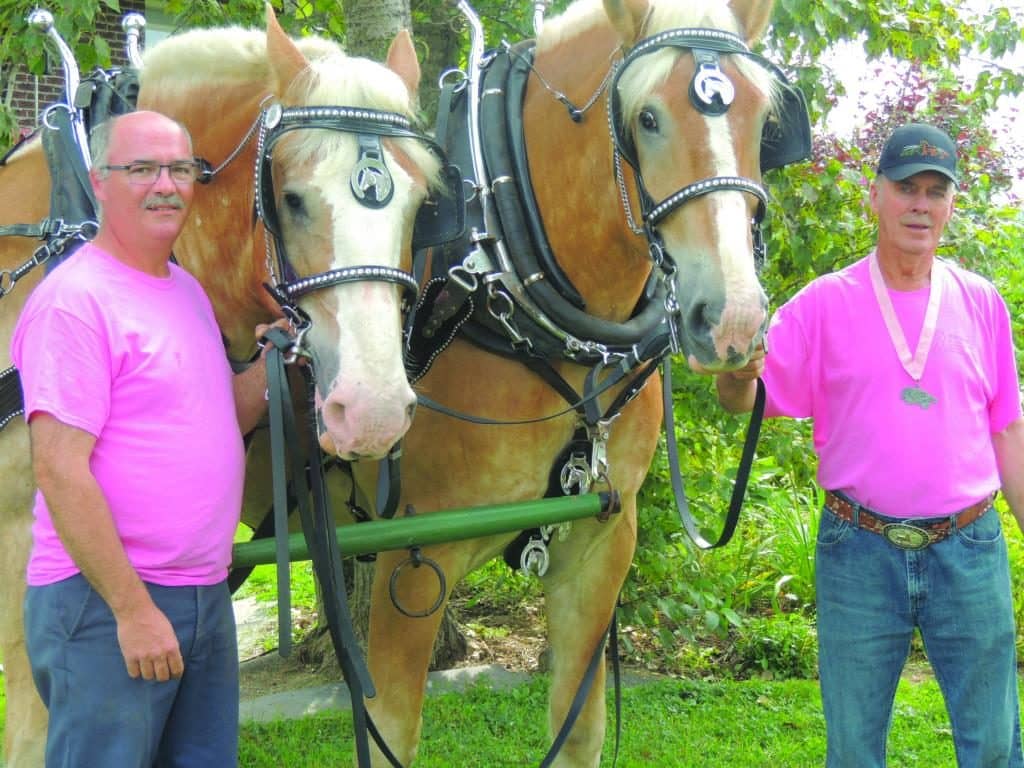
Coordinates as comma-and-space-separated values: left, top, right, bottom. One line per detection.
261, 329, 404, 768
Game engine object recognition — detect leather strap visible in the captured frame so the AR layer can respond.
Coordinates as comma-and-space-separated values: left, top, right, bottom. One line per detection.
540, 612, 619, 768
261, 333, 404, 767
662, 361, 764, 549
264, 333, 294, 657
824, 490, 994, 545
0, 366, 24, 433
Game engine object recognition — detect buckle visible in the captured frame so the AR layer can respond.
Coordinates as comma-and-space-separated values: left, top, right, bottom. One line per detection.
882, 523, 931, 550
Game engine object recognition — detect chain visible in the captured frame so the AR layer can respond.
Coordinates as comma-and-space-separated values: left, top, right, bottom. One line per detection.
614, 150, 645, 236
0, 222, 97, 300
505, 41, 619, 122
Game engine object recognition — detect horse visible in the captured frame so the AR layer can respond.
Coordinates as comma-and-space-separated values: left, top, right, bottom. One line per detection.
348, 0, 805, 764
0, 8, 451, 765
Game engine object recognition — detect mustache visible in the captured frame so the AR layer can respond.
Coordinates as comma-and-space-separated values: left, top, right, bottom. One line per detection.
143, 193, 186, 209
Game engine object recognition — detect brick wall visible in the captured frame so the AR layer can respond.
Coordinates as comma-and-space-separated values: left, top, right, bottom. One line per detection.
10, 0, 146, 138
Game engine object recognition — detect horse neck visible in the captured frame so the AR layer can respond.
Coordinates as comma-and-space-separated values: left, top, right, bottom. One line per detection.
524, 26, 651, 324
147, 90, 276, 360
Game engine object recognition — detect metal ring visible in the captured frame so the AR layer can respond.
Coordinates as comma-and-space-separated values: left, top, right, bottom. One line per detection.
0, 269, 14, 297
41, 103, 72, 131
438, 67, 467, 90
388, 550, 447, 618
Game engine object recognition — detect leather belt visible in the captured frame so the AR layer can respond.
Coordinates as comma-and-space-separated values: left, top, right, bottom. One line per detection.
824, 490, 995, 550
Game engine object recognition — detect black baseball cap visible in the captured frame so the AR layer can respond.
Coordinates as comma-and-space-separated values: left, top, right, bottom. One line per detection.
877, 123, 958, 183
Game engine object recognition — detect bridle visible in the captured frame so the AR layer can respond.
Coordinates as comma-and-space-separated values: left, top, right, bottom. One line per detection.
606, 27, 810, 348
251, 102, 463, 343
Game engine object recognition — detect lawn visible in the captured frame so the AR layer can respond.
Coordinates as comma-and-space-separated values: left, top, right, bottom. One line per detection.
3, 652, 1022, 765
237, 673, 977, 767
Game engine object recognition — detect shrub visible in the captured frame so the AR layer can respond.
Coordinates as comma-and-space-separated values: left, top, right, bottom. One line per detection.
729, 613, 818, 680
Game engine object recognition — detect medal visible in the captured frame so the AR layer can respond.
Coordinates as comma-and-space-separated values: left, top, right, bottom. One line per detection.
900, 385, 937, 409
868, 251, 944, 409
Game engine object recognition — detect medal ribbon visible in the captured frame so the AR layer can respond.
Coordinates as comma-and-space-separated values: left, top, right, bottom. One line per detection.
868, 250, 943, 381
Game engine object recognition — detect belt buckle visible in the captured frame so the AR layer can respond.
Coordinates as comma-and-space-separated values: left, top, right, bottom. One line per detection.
882, 523, 931, 550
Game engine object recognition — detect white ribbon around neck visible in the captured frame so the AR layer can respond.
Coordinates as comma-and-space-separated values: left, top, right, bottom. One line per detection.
867, 250, 944, 382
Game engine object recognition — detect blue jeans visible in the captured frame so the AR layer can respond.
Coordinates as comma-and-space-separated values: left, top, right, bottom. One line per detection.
816, 502, 1023, 767
25, 574, 239, 768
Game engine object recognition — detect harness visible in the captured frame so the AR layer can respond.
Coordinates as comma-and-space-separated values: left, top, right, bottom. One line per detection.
253, 102, 464, 319
402, 26, 809, 564
0, 65, 138, 432
376, 23, 807, 764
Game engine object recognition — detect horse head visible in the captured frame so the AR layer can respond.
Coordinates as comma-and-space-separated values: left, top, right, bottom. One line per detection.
141, 9, 448, 460
605, 0, 783, 372
260, 14, 446, 459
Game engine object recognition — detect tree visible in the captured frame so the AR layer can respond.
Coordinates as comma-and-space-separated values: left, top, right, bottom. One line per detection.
0, 0, 123, 147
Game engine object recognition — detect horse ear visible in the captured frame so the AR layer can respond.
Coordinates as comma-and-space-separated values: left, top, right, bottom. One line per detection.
265, 2, 310, 94
603, 0, 650, 47
386, 29, 420, 99
729, 0, 774, 44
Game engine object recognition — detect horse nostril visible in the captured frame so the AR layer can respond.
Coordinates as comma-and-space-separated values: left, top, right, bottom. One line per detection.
321, 400, 345, 432
406, 401, 417, 423
687, 300, 716, 338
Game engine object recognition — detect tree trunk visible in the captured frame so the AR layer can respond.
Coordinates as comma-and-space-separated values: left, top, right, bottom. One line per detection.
411, 1, 465, 126
342, 0, 411, 60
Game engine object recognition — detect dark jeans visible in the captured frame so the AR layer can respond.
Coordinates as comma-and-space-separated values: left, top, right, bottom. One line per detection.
25, 574, 239, 768
816, 504, 1023, 767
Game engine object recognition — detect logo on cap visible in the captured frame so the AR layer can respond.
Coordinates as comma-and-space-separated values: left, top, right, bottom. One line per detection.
898, 141, 951, 161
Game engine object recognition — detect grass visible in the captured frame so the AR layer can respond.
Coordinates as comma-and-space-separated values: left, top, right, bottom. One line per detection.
2, 526, 1019, 764
3, 650, 984, 765
237, 673, 986, 766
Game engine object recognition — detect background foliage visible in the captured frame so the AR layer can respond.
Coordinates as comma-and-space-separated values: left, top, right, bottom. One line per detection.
1, 0, 1022, 675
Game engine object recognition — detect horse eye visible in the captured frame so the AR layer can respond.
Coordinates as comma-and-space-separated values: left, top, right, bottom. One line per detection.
282, 191, 306, 217
638, 109, 658, 132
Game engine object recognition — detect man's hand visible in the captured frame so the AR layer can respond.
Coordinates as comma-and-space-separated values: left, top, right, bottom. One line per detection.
255, 318, 296, 361
116, 600, 184, 682
724, 345, 766, 381
714, 345, 766, 413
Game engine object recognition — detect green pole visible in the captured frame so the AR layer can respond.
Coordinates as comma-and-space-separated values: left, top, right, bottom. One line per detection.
231, 491, 617, 568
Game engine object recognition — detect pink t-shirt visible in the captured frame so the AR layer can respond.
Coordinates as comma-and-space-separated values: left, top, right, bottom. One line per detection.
11, 243, 244, 586
763, 255, 1021, 518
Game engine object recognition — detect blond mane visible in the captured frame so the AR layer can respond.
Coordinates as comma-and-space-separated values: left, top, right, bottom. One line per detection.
538, 0, 779, 131
140, 25, 441, 189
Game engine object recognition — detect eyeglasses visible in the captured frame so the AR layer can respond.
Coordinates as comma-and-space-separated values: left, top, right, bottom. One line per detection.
100, 160, 200, 186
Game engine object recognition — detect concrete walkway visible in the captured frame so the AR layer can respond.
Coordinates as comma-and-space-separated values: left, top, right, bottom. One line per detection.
240, 663, 530, 723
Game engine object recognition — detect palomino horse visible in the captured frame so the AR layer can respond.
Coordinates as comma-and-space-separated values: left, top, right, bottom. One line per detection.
352, 0, 803, 764
0, 9, 449, 765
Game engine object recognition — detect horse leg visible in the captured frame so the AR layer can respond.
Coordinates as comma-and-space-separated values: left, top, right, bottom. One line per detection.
1, 432, 47, 767
364, 544, 474, 767
541, 499, 638, 768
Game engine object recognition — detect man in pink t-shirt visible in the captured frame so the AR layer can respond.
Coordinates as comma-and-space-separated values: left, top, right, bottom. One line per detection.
10, 112, 274, 767
716, 123, 1024, 766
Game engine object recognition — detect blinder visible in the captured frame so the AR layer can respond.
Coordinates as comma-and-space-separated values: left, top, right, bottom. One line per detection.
609, 27, 811, 174
412, 161, 465, 252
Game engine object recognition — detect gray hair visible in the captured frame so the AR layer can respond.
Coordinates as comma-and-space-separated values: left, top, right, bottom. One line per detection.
89, 113, 195, 174
88, 113, 194, 220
